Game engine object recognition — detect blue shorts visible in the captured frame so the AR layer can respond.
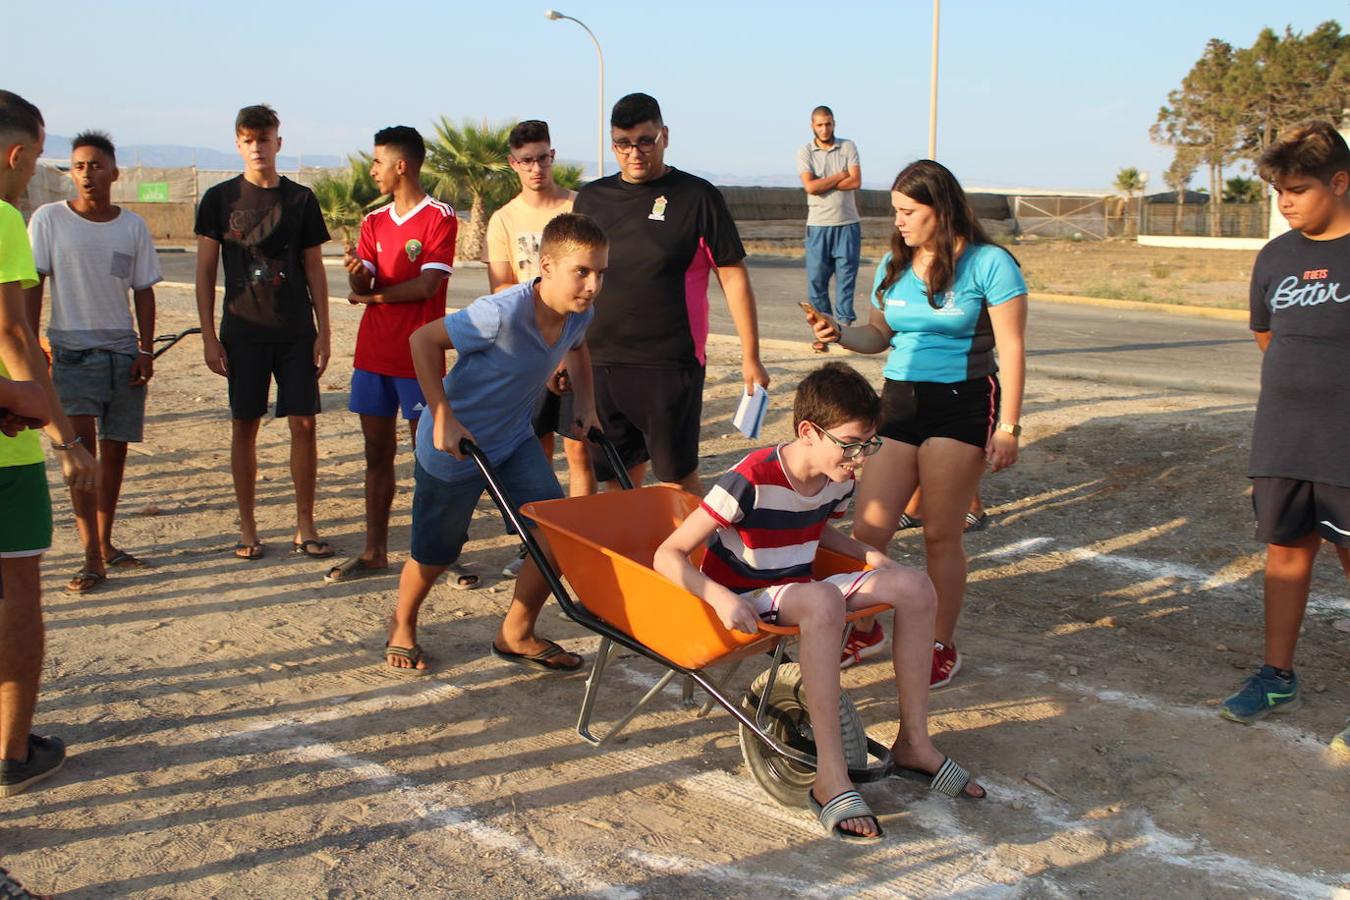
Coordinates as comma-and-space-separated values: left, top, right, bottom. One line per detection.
349, 368, 427, 420
409, 439, 563, 567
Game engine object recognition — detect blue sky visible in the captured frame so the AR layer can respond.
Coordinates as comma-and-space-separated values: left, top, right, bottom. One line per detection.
4, 1, 1344, 190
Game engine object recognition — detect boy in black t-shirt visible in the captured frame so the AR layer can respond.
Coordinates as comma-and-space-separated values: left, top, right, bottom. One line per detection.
1220, 121, 1350, 753
194, 104, 334, 562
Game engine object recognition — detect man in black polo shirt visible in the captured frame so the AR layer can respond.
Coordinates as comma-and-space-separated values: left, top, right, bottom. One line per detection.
574, 93, 769, 493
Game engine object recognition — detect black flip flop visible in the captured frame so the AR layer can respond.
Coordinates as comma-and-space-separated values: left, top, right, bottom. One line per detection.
325, 557, 386, 584
233, 542, 265, 561
292, 539, 336, 559
385, 642, 429, 675
490, 640, 583, 673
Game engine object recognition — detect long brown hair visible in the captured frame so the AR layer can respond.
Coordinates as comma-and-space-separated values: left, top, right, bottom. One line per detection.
875, 159, 995, 309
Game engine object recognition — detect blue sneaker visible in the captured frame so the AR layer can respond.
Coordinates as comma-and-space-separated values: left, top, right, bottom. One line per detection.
1219, 665, 1300, 724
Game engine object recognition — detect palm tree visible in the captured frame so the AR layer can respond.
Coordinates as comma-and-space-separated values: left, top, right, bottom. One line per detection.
425, 117, 516, 262
310, 155, 383, 246
1113, 166, 1145, 237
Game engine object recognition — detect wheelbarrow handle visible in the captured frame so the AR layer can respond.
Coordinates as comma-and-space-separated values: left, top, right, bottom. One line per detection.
458, 437, 589, 623
152, 326, 203, 360
584, 426, 634, 491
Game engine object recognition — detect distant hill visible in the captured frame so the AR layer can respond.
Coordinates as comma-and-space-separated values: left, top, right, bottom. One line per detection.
41, 134, 344, 170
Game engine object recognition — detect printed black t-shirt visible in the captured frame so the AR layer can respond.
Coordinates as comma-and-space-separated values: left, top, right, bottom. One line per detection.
194, 175, 330, 343
574, 167, 745, 369
1248, 229, 1350, 486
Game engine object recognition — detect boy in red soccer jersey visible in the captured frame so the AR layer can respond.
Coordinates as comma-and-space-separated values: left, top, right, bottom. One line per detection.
326, 126, 468, 586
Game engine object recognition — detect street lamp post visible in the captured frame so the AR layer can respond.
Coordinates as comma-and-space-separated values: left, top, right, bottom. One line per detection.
928, 0, 939, 159
546, 9, 605, 181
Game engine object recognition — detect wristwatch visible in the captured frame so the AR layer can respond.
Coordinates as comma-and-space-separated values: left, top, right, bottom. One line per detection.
51, 435, 84, 451
997, 422, 1021, 437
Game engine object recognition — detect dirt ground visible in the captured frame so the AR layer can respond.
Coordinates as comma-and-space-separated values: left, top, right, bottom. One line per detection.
2, 286, 1347, 898
741, 225, 1256, 310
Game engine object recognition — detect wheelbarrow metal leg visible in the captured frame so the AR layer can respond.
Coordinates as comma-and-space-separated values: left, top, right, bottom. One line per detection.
754, 640, 790, 731
697, 658, 745, 719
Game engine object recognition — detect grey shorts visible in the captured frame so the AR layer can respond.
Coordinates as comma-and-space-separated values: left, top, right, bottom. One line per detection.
51, 346, 146, 442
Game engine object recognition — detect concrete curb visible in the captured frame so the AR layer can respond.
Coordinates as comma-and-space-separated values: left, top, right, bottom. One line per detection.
1030, 292, 1247, 322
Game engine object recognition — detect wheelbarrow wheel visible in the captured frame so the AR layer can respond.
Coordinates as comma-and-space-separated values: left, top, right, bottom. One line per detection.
738, 662, 868, 807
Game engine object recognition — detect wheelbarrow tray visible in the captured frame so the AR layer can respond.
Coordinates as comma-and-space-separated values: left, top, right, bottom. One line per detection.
522, 485, 871, 671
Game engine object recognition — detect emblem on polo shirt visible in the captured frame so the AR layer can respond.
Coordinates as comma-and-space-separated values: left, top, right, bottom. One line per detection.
405, 239, 423, 262
648, 195, 667, 221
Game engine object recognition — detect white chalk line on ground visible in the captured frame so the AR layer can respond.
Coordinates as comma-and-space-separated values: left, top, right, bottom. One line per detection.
990, 779, 1350, 899
206, 679, 638, 900
972, 535, 1348, 613
136, 652, 1339, 897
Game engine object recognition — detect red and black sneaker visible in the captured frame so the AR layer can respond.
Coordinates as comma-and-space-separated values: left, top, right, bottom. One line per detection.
840, 621, 888, 669
930, 641, 961, 688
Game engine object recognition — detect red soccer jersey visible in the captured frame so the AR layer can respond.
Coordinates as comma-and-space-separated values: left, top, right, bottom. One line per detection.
354, 197, 457, 377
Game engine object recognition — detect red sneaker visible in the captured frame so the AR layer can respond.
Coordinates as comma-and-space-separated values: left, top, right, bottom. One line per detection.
930, 641, 961, 688
840, 621, 888, 669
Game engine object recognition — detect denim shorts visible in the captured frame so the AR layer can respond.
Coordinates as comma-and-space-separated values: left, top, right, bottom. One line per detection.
409, 439, 564, 567
51, 347, 146, 442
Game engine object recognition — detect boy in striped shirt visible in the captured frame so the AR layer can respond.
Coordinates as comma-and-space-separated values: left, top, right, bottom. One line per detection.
655, 363, 984, 843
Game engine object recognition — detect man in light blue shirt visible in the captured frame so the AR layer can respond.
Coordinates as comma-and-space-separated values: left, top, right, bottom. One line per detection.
797, 106, 862, 331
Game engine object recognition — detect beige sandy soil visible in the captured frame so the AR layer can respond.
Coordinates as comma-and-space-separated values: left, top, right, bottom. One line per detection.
3, 287, 1347, 898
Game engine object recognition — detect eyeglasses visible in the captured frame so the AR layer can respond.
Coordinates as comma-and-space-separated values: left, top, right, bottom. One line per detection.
511, 153, 553, 169
611, 134, 662, 155
811, 423, 883, 459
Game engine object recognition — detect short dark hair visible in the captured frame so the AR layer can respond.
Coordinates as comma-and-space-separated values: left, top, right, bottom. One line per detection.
72, 130, 116, 162
235, 104, 280, 135
793, 363, 880, 432
540, 212, 608, 259
374, 125, 425, 169
509, 120, 551, 149
611, 93, 662, 130
811, 105, 834, 119
0, 90, 44, 142
1258, 120, 1350, 185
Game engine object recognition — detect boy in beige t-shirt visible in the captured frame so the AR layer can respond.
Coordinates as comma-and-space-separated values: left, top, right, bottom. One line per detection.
486, 120, 589, 578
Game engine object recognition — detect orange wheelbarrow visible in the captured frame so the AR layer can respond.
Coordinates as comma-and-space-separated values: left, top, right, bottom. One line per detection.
462, 432, 895, 807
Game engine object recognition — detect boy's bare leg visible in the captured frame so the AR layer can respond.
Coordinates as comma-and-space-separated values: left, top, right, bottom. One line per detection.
358, 414, 398, 568
0, 557, 44, 760
494, 545, 581, 666
562, 437, 596, 497
66, 415, 104, 579
850, 568, 984, 797
96, 438, 131, 561
231, 418, 262, 549
776, 583, 878, 837
386, 560, 446, 669
1262, 533, 1320, 670
288, 414, 324, 546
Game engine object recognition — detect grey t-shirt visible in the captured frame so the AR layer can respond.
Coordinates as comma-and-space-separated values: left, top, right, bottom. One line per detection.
1248, 229, 1350, 486
796, 138, 860, 226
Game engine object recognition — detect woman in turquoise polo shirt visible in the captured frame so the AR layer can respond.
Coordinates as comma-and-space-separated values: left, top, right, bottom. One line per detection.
807, 159, 1027, 690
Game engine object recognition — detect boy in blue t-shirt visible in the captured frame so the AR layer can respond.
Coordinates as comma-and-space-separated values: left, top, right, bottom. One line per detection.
384, 214, 606, 673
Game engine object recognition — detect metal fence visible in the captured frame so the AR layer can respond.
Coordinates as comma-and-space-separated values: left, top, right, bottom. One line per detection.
1140, 202, 1266, 238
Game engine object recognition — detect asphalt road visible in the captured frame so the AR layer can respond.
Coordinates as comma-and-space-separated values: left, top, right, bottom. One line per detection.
157, 250, 1261, 398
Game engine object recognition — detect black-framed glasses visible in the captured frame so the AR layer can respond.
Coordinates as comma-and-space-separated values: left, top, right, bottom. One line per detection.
612, 134, 662, 155
811, 423, 882, 459
511, 152, 554, 169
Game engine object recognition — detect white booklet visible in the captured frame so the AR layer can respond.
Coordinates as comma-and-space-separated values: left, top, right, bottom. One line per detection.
732, 385, 768, 439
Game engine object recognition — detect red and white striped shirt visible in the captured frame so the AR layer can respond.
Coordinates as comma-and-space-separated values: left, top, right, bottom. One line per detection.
699, 446, 853, 594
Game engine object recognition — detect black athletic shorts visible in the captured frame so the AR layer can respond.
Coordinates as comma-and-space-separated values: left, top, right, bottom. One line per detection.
531, 385, 577, 439
592, 365, 704, 483
223, 337, 321, 420
1252, 477, 1350, 547
878, 375, 1000, 449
